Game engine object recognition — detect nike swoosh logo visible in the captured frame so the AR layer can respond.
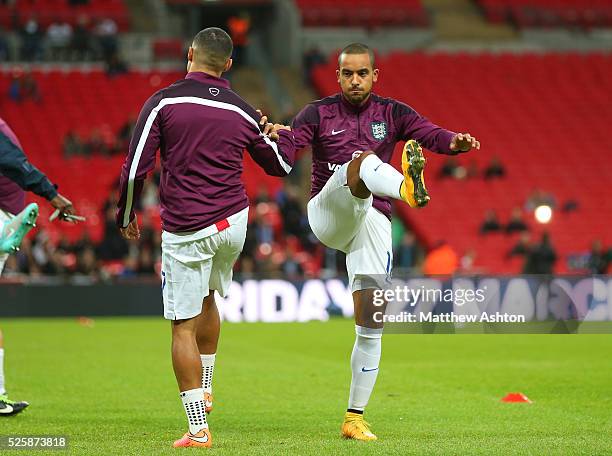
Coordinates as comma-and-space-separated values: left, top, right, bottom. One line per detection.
361, 367, 379, 372
188, 433, 209, 444
331, 129, 346, 135
0, 404, 14, 414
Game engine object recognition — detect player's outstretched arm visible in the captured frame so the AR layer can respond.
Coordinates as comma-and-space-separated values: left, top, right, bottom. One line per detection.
394, 101, 480, 154
0, 132, 82, 223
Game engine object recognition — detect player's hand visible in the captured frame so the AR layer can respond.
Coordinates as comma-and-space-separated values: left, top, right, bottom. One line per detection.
267, 124, 291, 141
50, 193, 77, 222
450, 133, 480, 152
257, 109, 271, 132
120, 219, 140, 240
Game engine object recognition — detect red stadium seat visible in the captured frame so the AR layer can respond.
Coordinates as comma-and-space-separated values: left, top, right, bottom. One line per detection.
296, 0, 428, 27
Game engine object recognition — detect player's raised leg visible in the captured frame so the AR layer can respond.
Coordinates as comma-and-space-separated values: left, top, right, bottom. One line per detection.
171, 317, 212, 448
346, 142, 429, 208
196, 293, 220, 414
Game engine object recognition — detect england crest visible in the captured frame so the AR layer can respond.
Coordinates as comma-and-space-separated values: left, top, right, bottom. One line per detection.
370, 121, 388, 141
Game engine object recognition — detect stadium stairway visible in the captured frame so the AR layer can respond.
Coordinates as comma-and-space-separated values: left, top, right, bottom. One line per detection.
423, 0, 516, 41
312, 51, 612, 274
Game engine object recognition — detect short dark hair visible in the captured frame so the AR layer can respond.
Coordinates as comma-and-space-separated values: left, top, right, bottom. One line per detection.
192, 27, 233, 71
338, 43, 375, 68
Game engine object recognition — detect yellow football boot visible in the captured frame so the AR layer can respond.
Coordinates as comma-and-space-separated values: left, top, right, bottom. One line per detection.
341, 412, 378, 441
400, 140, 430, 208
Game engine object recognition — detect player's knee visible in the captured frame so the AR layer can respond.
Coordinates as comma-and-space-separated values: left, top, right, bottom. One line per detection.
347, 151, 375, 198
171, 318, 198, 338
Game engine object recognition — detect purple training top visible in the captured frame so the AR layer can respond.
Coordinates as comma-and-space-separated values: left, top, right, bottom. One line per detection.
0, 117, 26, 215
292, 93, 460, 219
116, 72, 296, 233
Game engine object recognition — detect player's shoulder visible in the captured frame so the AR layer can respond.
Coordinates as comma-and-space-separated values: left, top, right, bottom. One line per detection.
146, 79, 259, 124
371, 93, 415, 117
295, 94, 341, 124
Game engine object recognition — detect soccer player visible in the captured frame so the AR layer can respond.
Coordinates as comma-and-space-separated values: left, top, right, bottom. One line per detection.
291, 43, 480, 440
0, 116, 77, 416
116, 28, 294, 448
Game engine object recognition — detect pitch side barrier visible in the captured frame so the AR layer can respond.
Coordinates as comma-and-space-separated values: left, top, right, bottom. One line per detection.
0, 276, 611, 333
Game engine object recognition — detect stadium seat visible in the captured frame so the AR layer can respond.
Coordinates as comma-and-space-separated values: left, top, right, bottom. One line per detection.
295, 0, 428, 28
0, 0, 130, 31
477, 0, 612, 29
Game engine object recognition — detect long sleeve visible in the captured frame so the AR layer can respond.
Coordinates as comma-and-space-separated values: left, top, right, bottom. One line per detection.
394, 101, 458, 155
291, 103, 318, 150
0, 131, 57, 200
116, 92, 162, 228
246, 124, 295, 177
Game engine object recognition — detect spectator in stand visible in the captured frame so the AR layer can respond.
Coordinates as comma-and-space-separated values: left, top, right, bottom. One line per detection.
119, 254, 138, 278
480, 210, 501, 234
71, 15, 92, 61
46, 19, 73, 61
94, 17, 118, 61
251, 210, 274, 245
302, 46, 325, 87
438, 157, 459, 179
0, 26, 10, 61
63, 131, 85, 157
394, 231, 419, 269
97, 197, 128, 261
115, 116, 136, 153
254, 187, 270, 204
75, 246, 99, 278
84, 128, 109, 156
525, 188, 556, 212
106, 53, 128, 78
505, 207, 528, 234
587, 240, 611, 274
277, 185, 305, 238
227, 12, 250, 67
137, 246, 156, 275
281, 241, 304, 280
523, 232, 557, 274
8, 70, 41, 103
507, 232, 531, 258
459, 249, 477, 274
465, 159, 479, 179
423, 241, 458, 276
19, 17, 43, 61
484, 155, 506, 179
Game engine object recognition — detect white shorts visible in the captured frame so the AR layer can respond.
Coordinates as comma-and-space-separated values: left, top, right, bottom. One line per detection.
161, 207, 248, 320
307, 163, 392, 292
0, 209, 12, 275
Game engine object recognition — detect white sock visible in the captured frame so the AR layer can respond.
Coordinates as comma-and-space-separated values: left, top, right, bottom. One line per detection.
358, 154, 403, 200
348, 325, 382, 412
200, 354, 215, 394
180, 388, 208, 434
0, 348, 5, 395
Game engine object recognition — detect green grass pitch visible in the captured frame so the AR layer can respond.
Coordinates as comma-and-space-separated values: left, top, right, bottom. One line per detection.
1, 317, 611, 455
